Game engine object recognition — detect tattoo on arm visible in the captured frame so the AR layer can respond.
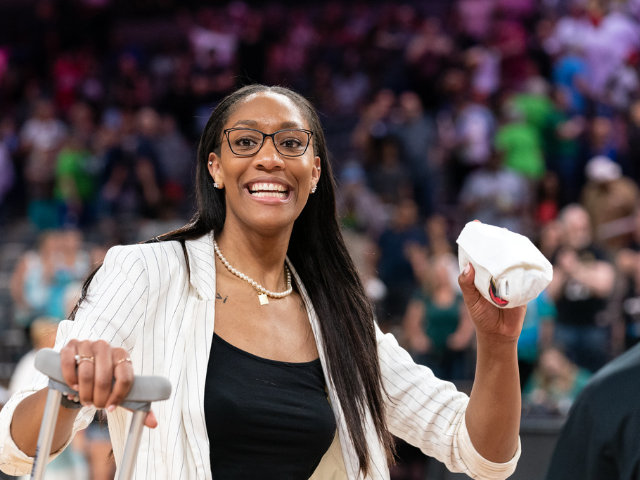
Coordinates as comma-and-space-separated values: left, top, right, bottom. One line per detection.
216, 293, 228, 303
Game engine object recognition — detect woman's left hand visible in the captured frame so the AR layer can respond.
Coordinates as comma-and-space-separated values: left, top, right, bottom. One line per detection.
458, 263, 526, 343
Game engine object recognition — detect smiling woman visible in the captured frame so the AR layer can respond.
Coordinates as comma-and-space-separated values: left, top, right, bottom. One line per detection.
0, 85, 523, 480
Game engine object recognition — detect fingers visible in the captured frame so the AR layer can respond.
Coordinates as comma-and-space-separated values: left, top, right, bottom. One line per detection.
92, 340, 113, 409
59, 340, 156, 429
105, 348, 134, 412
61, 341, 134, 412
60, 339, 80, 391
144, 410, 158, 429
76, 340, 96, 405
458, 263, 481, 308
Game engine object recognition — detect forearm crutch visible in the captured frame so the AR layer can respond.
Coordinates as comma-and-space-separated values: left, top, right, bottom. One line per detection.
30, 348, 172, 480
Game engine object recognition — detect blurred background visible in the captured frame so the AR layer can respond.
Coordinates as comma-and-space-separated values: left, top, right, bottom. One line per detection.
1, 0, 640, 478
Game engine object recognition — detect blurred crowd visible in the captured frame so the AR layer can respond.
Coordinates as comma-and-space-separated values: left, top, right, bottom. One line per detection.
3, 0, 640, 477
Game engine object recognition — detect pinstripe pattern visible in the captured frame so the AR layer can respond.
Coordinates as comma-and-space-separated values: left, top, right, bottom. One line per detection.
0, 232, 520, 480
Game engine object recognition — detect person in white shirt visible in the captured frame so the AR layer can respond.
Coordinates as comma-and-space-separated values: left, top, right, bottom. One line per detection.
0, 85, 522, 480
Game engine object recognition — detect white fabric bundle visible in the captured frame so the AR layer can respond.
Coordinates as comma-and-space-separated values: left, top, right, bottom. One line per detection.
456, 222, 553, 308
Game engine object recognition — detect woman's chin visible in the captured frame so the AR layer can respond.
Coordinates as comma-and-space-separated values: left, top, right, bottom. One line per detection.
235, 211, 299, 235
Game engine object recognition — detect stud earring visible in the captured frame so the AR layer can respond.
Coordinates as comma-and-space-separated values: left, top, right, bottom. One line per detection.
311, 185, 317, 194
214, 182, 220, 189
209, 161, 213, 165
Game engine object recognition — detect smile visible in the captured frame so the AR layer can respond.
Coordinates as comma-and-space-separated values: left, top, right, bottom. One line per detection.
245, 182, 292, 202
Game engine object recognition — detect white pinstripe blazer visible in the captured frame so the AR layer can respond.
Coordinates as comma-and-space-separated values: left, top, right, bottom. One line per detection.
0, 232, 520, 479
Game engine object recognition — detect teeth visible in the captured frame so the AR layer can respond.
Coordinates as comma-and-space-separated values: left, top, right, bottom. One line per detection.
248, 182, 287, 192
250, 191, 287, 198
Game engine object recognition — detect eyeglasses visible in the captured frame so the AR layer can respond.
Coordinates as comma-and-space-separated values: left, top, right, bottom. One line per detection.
223, 128, 314, 157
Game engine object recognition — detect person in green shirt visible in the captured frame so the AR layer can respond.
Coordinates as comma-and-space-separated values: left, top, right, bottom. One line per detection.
495, 103, 546, 180
55, 135, 97, 225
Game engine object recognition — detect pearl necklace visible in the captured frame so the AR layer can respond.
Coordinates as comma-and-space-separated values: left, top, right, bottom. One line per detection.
213, 241, 292, 305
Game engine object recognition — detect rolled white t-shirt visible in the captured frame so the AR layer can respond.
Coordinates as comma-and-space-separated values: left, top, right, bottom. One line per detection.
457, 222, 553, 308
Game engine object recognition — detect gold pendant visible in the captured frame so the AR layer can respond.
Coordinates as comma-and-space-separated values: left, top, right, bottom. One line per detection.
258, 293, 269, 305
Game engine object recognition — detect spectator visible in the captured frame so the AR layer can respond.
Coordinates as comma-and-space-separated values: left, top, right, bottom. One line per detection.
459, 149, 531, 234
9, 231, 61, 327
98, 110, 164, 229
405, 17, 454, 109
403, 252, 474, 381
605, 52, 640, 113
154, 113, 193, 203
582, 116, 619, 164
614, 209, 640, 350
552, 45, 589, 115
517, 291, 558, 389
377, 198, 426, 326
109, 52, 152, 109
390, 92, 437, 217
538, 219, 563, 261
495, 101, 545, 181
534, 172, 560, 226
547, 204, 616, 372
351, 89, 396, 162
581, 6, 640, 106
452, 77, 496, 171
54, 134, 97, 227
9, 230, 89, 326
512, 77, 556, 139
544, 88, 585, 205
367, 136, 412, 205
425, 214, 453, 257
581, 156, 639, 250
20, 98, 67, 229
337, 163, 388, 239
332, 50, 370, 116
523, 345, 591, 416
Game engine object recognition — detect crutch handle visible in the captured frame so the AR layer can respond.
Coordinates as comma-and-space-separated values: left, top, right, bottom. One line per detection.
34, 348, 172, 409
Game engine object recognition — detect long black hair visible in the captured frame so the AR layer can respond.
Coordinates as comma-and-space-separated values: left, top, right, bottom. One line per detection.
71, 84, 395, 475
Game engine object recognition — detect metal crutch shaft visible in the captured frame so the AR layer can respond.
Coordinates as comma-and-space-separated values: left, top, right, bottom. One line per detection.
117, 410, 147, 480
30, 388, 62, 480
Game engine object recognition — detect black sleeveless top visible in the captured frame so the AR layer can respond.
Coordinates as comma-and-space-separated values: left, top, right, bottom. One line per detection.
204, 333, 337, 479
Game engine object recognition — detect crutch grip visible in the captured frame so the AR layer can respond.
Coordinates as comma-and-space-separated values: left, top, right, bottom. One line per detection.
34, 348, 172, 409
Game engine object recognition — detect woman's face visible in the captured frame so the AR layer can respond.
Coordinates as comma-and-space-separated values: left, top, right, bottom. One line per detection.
208, 92, 321, 235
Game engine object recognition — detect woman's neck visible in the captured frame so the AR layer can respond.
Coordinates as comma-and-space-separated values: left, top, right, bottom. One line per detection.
214, 221, 292, 290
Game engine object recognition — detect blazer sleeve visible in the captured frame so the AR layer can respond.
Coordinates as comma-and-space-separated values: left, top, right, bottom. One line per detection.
376, 324, 521, 480
0, 245, 150, 476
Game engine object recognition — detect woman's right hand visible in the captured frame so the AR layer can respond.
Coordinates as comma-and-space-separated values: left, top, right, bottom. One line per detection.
60, 339, 157, 428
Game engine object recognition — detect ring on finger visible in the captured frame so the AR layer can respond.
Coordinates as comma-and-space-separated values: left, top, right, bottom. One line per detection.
115, 357, 132, 366
75, 354, 95, 365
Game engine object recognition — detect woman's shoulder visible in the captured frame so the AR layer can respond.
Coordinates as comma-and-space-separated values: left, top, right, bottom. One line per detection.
102, 240, 191, 284
98, 232, 214, 298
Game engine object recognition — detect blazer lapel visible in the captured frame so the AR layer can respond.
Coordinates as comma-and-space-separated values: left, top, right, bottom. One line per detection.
182, 233, 217, 479
184, 232, 217, 301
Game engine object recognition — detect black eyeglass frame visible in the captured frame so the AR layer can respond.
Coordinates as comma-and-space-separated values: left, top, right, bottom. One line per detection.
223, 127, 315, 157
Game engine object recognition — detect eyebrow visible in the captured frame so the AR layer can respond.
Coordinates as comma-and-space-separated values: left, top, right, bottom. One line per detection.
231, 119, 306, 129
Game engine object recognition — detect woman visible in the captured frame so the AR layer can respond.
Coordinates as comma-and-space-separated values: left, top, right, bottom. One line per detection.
523, 346, 591, 416
0, 85, 522, 479
403, 253, 474, 381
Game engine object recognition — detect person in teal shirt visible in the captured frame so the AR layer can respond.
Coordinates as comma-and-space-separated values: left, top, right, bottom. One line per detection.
403, 253, 474, 380
517, 290, 557, 388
